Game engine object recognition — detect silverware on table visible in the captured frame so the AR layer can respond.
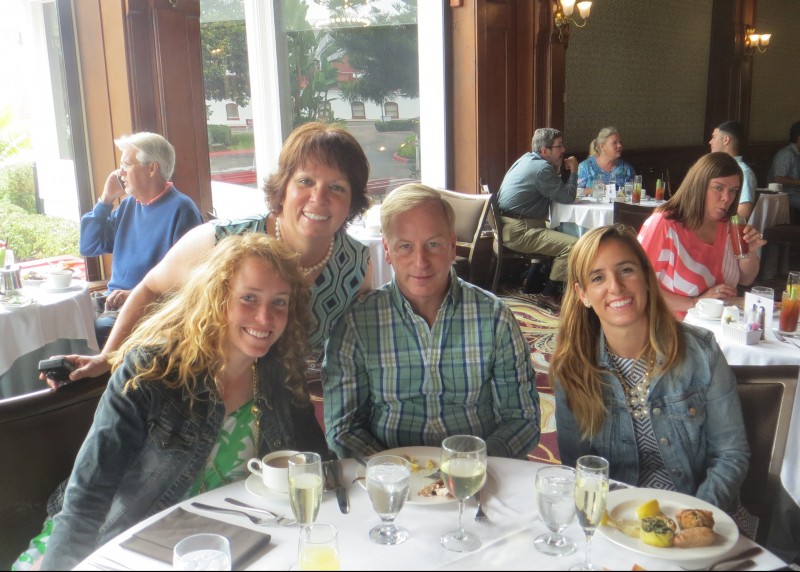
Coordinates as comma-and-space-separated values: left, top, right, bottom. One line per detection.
474, 489, 488, 522
681, 545, 763, 571
323, 459, 350, 514
191, 501, 285, 526
223, 497, 296, 525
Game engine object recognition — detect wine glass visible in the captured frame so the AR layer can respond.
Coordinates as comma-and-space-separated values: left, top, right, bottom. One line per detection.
366, 455, 411, 545
440, 435, 487, 552
298, 523, 340, 571
570, 455, 609, 571
173, 533, 231, 571
288, 452, 324, 526
534, 465, 576, 556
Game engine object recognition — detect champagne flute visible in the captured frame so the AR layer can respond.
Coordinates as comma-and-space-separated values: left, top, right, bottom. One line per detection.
440, 435, 487, 552
366, 455, 411, 545
570, 455, 609, 571
288, 452, 324, 526
535, 465, 576, 556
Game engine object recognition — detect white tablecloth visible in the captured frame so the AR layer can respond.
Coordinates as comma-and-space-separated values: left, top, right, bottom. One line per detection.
76, 453, 785, 571
347, 226, 393, 288
549, 200, 613, 236
749, 191, 790, 232
0, 281, 99, 399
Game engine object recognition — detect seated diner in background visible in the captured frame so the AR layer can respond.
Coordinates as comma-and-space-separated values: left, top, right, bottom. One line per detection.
17, 234, 330, 570
44, 122, 374, 384
577, 126, 637, 191
637, 152, 766, 318
323, 184, 540, 460
550, 223, 753, 536
708, 120, 757, 220
768, 119, 800, 215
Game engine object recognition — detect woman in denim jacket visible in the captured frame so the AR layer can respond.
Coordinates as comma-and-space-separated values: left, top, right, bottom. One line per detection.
550, 224, 752, 534
17, 235, 329, 570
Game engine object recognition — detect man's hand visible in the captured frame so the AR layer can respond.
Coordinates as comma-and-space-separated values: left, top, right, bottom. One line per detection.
39, 354, 111, 388
105, 289, 131, 311
564, 156, 578, 172
98, 169, 126, 205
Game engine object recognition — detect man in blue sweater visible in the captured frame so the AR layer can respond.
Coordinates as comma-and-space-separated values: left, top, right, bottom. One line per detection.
80, 132, 203, 346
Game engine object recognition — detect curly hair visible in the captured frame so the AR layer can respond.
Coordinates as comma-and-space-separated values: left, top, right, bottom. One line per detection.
264, 122, 371, 225
550, 224, 684, 438
113, 234, 313, 405
658, 152, 742, 230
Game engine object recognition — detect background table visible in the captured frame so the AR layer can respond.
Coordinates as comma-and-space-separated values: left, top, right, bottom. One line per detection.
347, 226, 393, 287
749, 191, 791, 281
0, 281, 99, 399
549, 199, 613, 237
77, 452, 784, 571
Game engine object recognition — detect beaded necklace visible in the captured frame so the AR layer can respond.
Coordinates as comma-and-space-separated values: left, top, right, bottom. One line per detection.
274, 216, 334, 275
607, 343, 654, 420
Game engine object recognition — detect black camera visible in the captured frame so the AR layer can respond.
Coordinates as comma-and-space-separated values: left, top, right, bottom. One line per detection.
38, 357, 76, 384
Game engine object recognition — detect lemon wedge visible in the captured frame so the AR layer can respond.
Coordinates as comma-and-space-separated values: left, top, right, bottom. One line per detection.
635, 499, 663, 519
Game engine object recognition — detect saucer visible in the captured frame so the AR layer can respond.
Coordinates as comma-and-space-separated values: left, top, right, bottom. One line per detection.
0, 294, 34, 310
245, 474, 287, 499
687, 307, 722, 322
41, 280, 80, 293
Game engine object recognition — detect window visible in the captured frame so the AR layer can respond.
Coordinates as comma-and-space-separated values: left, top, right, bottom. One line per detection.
225, 103, 240, 120
384, 101, 399, 119
351, 101, 365, 119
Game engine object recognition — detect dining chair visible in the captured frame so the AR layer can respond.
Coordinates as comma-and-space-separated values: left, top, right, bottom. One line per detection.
612, 201, 657, 234
731, 364, 798, 547
480, 181, 536, 293
432, 187, 490, 284
0, 374, 108, 568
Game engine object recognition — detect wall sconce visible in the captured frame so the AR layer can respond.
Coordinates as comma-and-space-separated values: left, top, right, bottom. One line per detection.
554, 0, 592, 41
745, 25, 771, 56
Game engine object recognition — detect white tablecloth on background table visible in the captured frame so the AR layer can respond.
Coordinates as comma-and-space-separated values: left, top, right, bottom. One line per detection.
76, 453, 785, 571
749, 191, 790, 232
0, 281, 99, 399
550, 198, 662, 238
347, 226, 393, 287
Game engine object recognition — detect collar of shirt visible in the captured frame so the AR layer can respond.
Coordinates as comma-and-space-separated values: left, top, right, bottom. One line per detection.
137, 181, 173, 206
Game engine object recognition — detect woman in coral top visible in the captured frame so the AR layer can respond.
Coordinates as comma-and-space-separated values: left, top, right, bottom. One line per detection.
637, 152, 765, 318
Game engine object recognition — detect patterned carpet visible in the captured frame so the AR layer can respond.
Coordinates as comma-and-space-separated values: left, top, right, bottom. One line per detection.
308, 293, 561, 464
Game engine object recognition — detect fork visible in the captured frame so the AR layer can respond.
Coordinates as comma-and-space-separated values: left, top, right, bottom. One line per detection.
191, 501, 295, 526
224, 498, 296, 525
474, 489, 488, 522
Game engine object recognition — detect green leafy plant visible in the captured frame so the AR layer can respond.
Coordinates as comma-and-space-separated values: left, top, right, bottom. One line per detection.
0, 162, 37, 213
375, 119, 419, 133
0, 203, 79, 262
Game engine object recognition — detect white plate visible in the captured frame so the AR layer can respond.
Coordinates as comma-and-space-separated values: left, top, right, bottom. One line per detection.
40, 280, 81, 293
0, 294, 34, 310
245, 474, 288, 499
355, 446, 460, 505
686, 307, 722, 323
598, 488, 738, 564
23, 278, 46, 287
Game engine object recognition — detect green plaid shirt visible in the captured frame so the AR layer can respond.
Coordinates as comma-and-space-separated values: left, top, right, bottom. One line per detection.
322, 271, 540, 459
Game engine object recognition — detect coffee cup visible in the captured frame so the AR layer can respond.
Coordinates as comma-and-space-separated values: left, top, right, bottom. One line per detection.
47, 268, 73, 289
247, 449, 299, 492
768, 183, 783, 192
696, 298, 724, 319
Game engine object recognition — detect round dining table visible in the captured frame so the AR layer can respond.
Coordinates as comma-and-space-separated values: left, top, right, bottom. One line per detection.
75, 450, 784, 571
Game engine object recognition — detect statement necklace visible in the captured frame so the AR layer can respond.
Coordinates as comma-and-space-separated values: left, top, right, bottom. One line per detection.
608, 345, 654, 420
274, 216, 334, 275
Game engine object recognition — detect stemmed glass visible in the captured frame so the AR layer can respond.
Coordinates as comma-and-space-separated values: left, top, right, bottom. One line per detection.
366, 455, 411, 545
288, 452, 324, 526
440, 435, 487, 553
570, 455, 609, 571
535, 465, 576, 556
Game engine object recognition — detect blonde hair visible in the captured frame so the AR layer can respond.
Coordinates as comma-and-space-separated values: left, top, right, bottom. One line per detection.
550, 224, 684, 438
588, 127, 619, 158
380, 183, 455, 237
113, 234, 312, 405
658, 152, 742, 230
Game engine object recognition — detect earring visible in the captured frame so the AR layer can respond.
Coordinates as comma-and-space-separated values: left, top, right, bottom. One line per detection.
584, 300, 591, 308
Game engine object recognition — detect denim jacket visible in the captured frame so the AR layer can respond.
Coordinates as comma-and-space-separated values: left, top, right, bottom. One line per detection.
42, 349, 328, 570
554, 324, 749, 512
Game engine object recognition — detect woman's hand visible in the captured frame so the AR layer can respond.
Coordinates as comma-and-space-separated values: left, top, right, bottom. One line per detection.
39, 354, 111, 388
742, 224, 767, 250
701, 283, 737, 300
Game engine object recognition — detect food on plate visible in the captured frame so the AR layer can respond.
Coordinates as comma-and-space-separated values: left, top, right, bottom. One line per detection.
673, 526, 716, 548
631, 565, 647, 571
675, 508, 715, 530
23, 270, 47, 281
639, 515, 677, 547
603, 511, 642, 538
418, 478, 452, 498
397, 454, 437, 473
635, 499, 663, 519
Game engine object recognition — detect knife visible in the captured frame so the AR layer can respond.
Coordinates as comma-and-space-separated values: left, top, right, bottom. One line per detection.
324, 459, 350, 514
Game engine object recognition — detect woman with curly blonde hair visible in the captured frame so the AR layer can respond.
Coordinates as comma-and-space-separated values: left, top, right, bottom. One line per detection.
23, 234, 329, 571
550, 224, 752, 536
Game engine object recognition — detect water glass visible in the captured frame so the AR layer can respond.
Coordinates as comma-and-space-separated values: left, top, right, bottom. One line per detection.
173, 533, 231, 571
535, 465, 576, 556
750, 286, 774, 302
623, 182, 633, 202
366, 455, 411, 545
298, 523, 340, 571
440, 435, 487, 553
570, 456, 609, 571
288, 452, 324, 526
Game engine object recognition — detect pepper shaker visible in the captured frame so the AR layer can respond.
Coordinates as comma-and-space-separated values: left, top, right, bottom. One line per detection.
757, 306, 766, 341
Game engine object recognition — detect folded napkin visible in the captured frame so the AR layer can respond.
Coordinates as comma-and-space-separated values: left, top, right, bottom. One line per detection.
121, 507, 271, 568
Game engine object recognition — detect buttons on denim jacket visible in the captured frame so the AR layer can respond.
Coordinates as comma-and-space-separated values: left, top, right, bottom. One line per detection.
651, 407, 661, 416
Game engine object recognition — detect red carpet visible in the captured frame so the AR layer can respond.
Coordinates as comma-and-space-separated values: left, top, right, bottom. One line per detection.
308, 293, 560, 464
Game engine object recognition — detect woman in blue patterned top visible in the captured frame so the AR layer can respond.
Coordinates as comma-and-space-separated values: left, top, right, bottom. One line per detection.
577, 127, 637, 190
550, 224, 753, 536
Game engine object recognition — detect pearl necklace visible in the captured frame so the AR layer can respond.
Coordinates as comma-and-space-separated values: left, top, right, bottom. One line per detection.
608, 350, 654, 420
274, 216, 334, 275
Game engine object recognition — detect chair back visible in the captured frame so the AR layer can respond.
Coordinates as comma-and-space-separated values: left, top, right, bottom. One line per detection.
612, 201, 657, 233
433, 188, 490, 283
481, 180, 530, 292
731, 364, 798, 545
0, 374, 108, 568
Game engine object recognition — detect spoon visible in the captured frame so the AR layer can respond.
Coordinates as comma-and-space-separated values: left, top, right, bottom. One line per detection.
190, 501, 281, 526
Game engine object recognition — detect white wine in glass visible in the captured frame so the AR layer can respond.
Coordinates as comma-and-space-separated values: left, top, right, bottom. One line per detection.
570, 455, 609, 571
440, 435, 487, 553
288, 452, 323, 526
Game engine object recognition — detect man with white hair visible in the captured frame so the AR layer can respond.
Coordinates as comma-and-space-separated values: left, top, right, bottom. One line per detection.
80, 132, 203, 345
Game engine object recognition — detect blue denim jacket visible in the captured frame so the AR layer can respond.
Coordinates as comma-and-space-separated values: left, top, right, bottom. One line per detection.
554, 324, 749, 512
41, 349, 328, 570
